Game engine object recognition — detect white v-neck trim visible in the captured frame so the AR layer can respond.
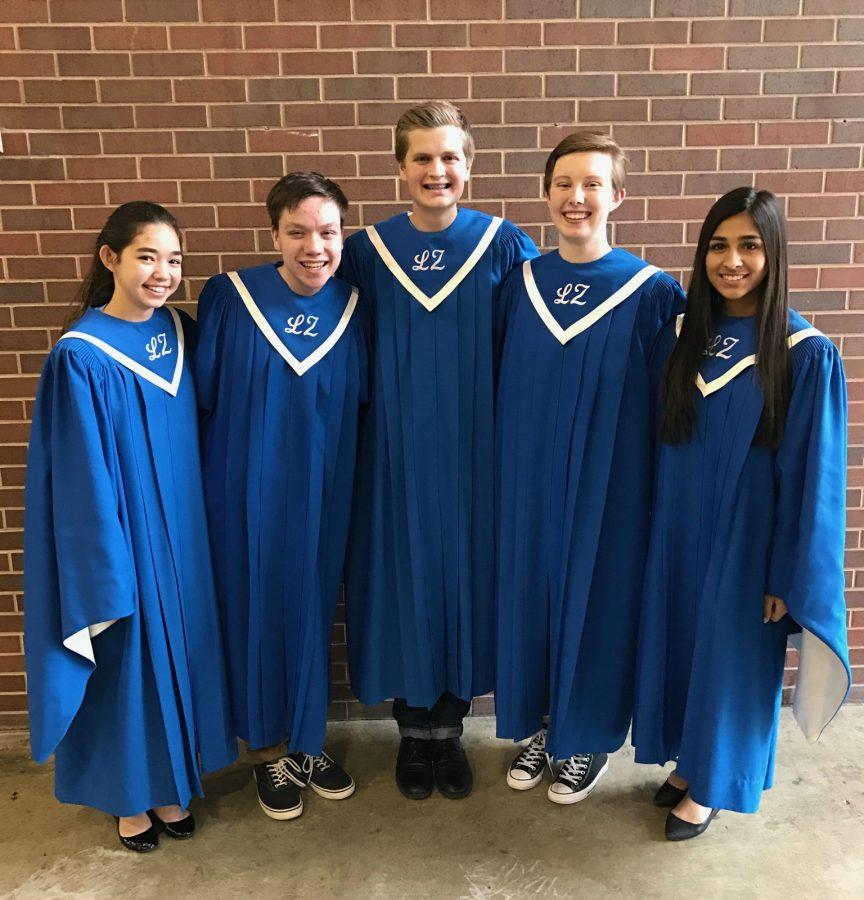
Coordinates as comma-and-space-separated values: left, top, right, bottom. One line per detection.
524, 259, 660, 345
366, 215, 503, 312
676, 313, 822, 397
228, 270, 358, 377
59, 306, 185, 396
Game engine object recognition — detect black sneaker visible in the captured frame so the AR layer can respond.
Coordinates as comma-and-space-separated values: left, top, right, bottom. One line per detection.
433, 737, 473, 799
506, 728, 550, 790
547, 752, 609, 804
287, 751, 355, 800
253, 758, 305, 820
396, 736, 435, 800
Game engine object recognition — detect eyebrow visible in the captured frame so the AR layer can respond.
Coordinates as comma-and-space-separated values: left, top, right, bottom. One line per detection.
137, 246, 182, 255
710, 234, 761, 241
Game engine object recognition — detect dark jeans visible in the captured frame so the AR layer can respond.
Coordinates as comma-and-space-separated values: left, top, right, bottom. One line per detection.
392, 692, 471, 740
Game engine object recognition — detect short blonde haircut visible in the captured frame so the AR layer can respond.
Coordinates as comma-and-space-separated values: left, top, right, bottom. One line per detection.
543, 131, 628, 195
394, 100, 475, 166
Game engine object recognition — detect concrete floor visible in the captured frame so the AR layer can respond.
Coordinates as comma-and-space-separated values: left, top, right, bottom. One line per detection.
1, 708, 863, 900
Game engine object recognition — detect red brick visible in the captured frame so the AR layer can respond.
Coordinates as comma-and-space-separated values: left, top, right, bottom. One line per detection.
686, 123, 755, 147
246, 25, 317, 48
358, 51, 427, 75
7, 257, 77, 280
33, 182, 105, 205
579, 99, 647, 122
508, 48, 578, 73
0, 105, 61, 129
0, 134, 28, 156
757, 171, 824, 195
0, 234, 39, 255
475, 126, 538, 151
431, 50, 501, 73
653, 98, 722, 121
169, 25, 242, 49
725, 97, 794, 120
470, 22, 541, 45
788, 196, 857, 219
285, 103, 354, 127
0, 155, 61, 181
827, 219, 864, 241
471, 175, 539, 200
505, 99, 574, 124
66, 156, 137, 179
837, 71, 864, 94
546, 73, 614, 98
822, 268, 864, 289
201, 0, 277, 21
765, 71, 835, 95
354, 0, 427, 20
613, 123, 682, 148
174, 78, 247, 103
321, 24, 391, 48
397, 76, 469, 100
181, 180, 252, 203
274, 154, 358, 177
431, 0, 501, 17
801, 43, 863, 69
797, 96, 864, 119
40, 231, 101, 255
691, 18, 762, 43
284, 51, 354, 76
764, 17, 835, 42
248, 78, 319, 102
650, 148, 717, 172
692, 71, 760, 96
0, 53, 55, 77
654, 47, 725, 71
2, 208, 72, 231
22, 79, 97, 103
277, 0, 350, 20
57, 52, 129, 77
210, 103, 281, 127
100, 78, 173, 103
618, 20, 688, 44
49, 0, 123, 22
728, 44, 799, 70
323, 77, 394, 101
760, 122, 830, 145
474, 74, 541, 99
93, 25, 168, 49
28, 131, 101, 156
0, 184, 34, 205
322, 128, 392, 152
122, 0, 199, 19
18, 25, 91, 49
248, 129, 319, 152
0, 27, 13, 49
213, 156, 285, 179
648, 197, 715, 221
826, 172, 864, 193
0, 80, 20, 103
395, 23, 466, 46
0, 1, 49, 22
134, 104, 207, 128
62, 104, 134, 129
133, 52, 204, 77
139, 156, 213, 179
108, 181, 179, 205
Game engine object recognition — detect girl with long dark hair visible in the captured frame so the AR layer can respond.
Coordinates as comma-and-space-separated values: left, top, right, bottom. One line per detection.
25, 202, 236, 851
633, 188, 850, 840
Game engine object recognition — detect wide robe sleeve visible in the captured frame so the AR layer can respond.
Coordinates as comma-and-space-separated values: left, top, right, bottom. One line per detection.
193, 274, 230, 421
766, 336, 851, 741
24, 344, 137, 763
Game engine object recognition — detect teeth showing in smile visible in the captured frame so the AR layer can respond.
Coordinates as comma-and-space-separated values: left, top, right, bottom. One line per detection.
300, 261, 327, 270
144, 285, 167, 294
424, 183, 450, 190
720, 272, 748, 281
562, 211, 590, 221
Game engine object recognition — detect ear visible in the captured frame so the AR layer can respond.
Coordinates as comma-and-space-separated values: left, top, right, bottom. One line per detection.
271, 228, 280, 251
98, 244, 118, 271
611, 187, 626, 212
398, 161, 408, 183
464, 157, 472, 181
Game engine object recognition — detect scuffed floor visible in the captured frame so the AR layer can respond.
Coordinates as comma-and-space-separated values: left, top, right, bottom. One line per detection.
1, 708, 863, 899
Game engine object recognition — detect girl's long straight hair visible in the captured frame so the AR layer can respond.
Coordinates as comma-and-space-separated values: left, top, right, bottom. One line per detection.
660, 187, 790, 450
64, 201, 181, 332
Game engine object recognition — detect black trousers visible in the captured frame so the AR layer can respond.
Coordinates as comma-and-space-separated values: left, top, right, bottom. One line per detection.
392, 692, 471, 739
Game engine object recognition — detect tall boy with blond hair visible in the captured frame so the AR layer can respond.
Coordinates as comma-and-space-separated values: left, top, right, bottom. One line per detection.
495, 132, 685, 804
341, 101, 537, 800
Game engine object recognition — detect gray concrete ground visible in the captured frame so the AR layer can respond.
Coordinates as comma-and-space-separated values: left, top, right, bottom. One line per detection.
1, 707, 863, 900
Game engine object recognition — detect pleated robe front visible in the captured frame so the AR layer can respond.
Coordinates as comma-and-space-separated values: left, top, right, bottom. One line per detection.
195, 265, 366, 752
495, 249, 686, 760
25, 306, 237, 816
340, 208, 538, 708
633, 310, 850, 814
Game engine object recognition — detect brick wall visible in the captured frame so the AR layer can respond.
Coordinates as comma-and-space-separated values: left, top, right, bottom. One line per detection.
1, 0, 863, 729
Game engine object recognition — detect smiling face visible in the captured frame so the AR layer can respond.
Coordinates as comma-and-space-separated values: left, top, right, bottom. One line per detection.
546, 151, 624, 263
705, 212, 768, 316
272, 196, 343, 296
100, 222, 182, 321
399, 125, 471, 230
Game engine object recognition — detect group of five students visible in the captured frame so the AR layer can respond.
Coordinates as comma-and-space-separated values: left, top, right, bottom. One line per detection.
24, 100, 850, 851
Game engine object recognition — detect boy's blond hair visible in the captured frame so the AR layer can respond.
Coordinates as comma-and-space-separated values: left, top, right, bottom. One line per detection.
394, 100, 475, 166
543, 131, 628, 195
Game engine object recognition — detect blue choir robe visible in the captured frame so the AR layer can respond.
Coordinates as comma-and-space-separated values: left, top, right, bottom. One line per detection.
340, 207, 538, 707
633, 310, 851, 814
495, 249, 686, 759
195, 264, 366, 752
25, 305, 237, 817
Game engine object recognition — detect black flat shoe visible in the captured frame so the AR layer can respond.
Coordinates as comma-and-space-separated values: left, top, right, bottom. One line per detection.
396, 737, 434, 800
433, 737, 473, 799
149, 809, 196, 839
114, 816, 159, 853
653, 777, 689, 808
665, 807, 719, 841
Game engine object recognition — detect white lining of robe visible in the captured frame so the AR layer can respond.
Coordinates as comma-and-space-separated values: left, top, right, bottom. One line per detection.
524, 260, 660, 345
63, 620, 118, 664
365, 216, 503, 312
59, 306, 185, 397
228, 271, 358, 377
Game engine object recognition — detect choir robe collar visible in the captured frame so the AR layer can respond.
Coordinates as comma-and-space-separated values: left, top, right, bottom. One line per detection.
365, 207, 503, 312
523, 249, 660, 345
227, 264, 358, 377
675, 310, 822, 397
60, 305, 184, 396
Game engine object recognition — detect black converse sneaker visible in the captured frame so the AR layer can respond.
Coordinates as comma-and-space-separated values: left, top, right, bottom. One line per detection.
287, 751, 355, 800
506, 728, 550, 790
547, 752, 609, 804
253, 757, 305, 820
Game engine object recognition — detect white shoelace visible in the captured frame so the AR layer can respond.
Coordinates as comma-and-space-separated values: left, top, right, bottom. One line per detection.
265, 758, 295, 790
310, 753, 332, 772
515, 730, 548, 770
557, 753, 592, 788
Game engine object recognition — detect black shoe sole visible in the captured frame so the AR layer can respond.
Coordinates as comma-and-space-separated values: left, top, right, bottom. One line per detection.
396, 778, 434, 800
436, 782, 473, 799
665, 808, 719, 841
